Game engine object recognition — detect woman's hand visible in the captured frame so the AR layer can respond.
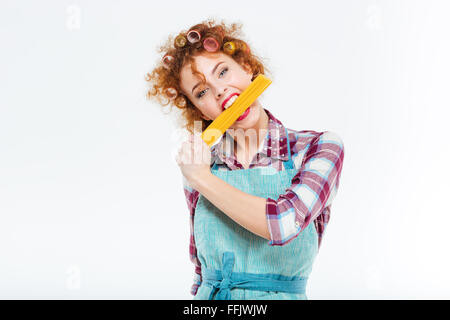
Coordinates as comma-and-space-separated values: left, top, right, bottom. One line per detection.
176, 133, 212, 185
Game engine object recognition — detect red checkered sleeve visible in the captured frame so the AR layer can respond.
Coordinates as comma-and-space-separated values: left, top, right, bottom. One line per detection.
182, 179, 202, 296
265, 131, 345, 246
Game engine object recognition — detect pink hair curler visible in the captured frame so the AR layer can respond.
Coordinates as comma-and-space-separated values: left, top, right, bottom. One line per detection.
162, 54, 175, 69
187, 29, 201, 44
203, 37, 220, 52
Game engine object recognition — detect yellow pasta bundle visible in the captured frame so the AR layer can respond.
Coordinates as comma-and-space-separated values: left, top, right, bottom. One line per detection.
201, 74, 272, 147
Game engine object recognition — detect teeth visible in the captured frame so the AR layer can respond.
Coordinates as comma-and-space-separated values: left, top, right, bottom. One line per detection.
224, 95, 238, 109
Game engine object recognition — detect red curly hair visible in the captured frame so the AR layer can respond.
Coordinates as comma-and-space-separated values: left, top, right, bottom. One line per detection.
145, 19, 271, 134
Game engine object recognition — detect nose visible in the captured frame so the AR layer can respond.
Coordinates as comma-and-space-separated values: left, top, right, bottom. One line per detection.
216, 87, 227, 99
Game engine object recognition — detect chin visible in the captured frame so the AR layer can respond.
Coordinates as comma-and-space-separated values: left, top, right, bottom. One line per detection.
232, 105, 260, 129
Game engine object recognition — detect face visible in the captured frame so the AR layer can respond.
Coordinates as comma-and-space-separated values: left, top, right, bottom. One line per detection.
179, 52, 263, 130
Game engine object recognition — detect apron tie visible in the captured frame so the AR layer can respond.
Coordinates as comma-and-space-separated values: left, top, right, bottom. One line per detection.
205, 251, 308, 300
208, 252, 240, 300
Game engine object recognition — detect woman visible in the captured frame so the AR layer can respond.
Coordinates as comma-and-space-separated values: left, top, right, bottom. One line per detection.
146, 19, 345, 300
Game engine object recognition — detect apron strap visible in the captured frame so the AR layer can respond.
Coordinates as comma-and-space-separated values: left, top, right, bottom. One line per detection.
283, 128, 295, 170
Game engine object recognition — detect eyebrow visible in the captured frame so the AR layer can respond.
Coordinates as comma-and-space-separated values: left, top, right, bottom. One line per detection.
191, 61, 225, 95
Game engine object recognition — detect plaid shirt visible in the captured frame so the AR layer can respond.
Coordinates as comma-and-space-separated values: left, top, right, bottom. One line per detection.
183, 108, 345, 296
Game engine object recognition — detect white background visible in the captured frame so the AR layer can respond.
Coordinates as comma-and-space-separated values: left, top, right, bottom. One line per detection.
1, 0, 449, 299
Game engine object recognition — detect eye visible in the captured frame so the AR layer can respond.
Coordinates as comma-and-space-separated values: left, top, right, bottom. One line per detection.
219, 67, 228, 77
196, 88, 208, 99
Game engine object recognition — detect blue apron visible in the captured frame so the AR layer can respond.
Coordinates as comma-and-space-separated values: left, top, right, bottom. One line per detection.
193, 129, 319, 300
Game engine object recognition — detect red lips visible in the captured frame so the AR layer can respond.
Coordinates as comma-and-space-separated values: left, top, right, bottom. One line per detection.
221, 93, 239, 110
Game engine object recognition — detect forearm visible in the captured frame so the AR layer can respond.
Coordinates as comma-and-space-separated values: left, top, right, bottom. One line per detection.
190, 172, 271, 241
